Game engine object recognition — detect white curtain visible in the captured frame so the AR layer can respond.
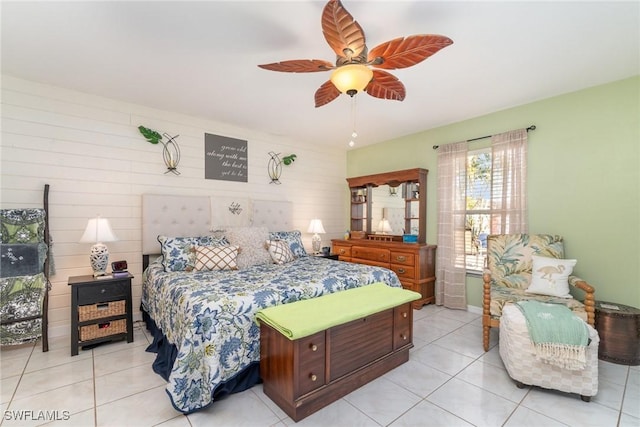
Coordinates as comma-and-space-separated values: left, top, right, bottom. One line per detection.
490, 129, 528, 234
436, 141, 468, 309
435, 128, 528, 309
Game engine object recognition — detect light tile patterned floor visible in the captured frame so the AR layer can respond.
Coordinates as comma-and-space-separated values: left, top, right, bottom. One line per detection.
1, 305, 638, 426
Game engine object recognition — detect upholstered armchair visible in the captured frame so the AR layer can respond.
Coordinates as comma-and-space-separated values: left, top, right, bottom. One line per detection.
482, 234, 595, 352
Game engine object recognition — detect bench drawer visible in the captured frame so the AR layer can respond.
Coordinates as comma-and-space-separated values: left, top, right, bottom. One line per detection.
296, 332, 326, 395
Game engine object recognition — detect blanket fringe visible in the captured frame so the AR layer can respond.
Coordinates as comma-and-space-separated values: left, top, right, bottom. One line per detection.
534, 342, 587, 371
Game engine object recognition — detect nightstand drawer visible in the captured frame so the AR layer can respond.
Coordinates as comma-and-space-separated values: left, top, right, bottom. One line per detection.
78, 300, 126, 322
79, 319, 127, 342
77, 281, 128, 305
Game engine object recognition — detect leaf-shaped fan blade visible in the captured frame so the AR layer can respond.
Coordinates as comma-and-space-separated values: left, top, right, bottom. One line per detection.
367, 35, 453, 70
258, 59, 334, 73
315, 80, 341, 107
365, 70, 406, 101
321, 0, 366, 61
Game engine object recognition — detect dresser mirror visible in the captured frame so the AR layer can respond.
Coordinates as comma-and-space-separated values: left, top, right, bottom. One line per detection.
347, 168, 428, 244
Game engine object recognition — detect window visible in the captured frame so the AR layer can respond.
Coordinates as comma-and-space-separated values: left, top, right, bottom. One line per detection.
465, 148, 491, 272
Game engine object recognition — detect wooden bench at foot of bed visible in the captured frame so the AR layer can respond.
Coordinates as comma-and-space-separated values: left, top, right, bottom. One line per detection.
257, 283, 420, 422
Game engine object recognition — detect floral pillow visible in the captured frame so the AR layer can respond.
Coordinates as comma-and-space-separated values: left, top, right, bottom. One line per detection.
193, 245, 239, 271
268, 230, 308, 258
224, 227, 272, 269
266, 240, 295, 265
158, 235, 228, 272
526, 255, 577, 298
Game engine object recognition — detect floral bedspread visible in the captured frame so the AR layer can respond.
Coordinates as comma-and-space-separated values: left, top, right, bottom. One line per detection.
141, 256, 401, 413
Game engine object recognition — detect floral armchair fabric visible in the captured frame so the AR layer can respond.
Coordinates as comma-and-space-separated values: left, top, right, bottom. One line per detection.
0, 208, 50, 350
482, 234, 595, 352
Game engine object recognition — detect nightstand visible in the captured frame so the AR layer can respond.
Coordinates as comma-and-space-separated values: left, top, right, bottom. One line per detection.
68, 273, 134, 356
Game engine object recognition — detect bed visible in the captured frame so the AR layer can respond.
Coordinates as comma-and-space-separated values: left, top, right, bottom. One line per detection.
140, 194, 402, 414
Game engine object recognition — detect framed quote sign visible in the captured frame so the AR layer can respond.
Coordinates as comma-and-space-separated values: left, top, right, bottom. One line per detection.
204, 133, 248, 182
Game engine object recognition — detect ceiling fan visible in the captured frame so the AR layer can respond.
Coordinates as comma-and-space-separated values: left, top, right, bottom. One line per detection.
258, 0, 453, 108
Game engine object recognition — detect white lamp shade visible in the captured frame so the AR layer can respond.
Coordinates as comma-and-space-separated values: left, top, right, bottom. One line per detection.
307, 219, 326, 234
330, 64, 373, 94
80, 217, 118, 243
377, 218, 392, 234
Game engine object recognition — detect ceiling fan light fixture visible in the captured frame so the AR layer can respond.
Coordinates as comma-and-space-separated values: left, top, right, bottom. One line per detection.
330, 64, 373, 96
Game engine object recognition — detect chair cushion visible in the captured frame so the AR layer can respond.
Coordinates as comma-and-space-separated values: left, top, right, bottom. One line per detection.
490, 284, 587, 323
487, 234, 565, 290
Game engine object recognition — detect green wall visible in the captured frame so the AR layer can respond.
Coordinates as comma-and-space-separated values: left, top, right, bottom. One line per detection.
347, 76, 640, 309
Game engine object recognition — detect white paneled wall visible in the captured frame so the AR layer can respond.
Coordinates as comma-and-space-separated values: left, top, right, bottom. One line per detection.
0, 76, 348, 340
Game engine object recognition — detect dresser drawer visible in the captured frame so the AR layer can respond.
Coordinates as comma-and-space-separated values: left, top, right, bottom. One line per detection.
77, 281, 128, 305
333, 245, 351, 258
352, 246, 390, 263
390, 264, 415, 280
391, 252, 414, 266
296, 331, 326, 395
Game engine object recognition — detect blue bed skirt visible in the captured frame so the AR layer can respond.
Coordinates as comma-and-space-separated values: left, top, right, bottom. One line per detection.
141, 306, 261, 414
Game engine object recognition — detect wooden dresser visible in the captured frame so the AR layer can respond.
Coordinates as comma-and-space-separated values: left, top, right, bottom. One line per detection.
332, 239, 436, 309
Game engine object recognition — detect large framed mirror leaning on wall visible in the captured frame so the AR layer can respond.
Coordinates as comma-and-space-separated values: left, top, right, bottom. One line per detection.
332, 168, 437, 309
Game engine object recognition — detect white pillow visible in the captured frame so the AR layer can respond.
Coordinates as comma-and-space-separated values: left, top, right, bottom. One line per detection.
526, 255, 577, 298
193, 245, 239, 271
266, 240, 295, 265
224, 226, 271, 269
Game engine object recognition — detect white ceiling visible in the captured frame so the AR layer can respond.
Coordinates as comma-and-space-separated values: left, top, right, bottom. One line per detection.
2, 1, 639, 148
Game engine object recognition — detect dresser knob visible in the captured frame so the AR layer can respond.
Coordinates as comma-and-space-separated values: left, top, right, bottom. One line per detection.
401, 334, 408, 340
310, 374, 317, 382
310, 344, 318, 352
340, 249, 345, 254
101, 288, 106, 293
402, 312, 408, 318
397, 256, 406, 262
397, 268, 405, 274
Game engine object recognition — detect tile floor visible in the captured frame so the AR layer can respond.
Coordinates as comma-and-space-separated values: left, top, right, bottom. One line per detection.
1, 305, 638, 427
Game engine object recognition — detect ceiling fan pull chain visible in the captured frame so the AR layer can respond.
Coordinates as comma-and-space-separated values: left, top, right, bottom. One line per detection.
349, 96, 358, 147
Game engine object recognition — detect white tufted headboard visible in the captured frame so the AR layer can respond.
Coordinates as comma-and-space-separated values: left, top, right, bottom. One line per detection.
141, 194, 293, 256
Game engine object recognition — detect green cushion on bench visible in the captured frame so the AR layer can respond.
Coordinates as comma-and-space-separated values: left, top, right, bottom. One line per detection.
255, 282, 420, 340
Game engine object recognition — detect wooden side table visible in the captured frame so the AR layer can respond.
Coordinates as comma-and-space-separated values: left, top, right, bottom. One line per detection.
594, 301, 640, 365
68, 273, 134, 356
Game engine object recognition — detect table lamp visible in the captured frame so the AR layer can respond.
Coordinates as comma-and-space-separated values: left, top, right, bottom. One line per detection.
377, 218, 392, 234
307, 219, 326, 254
80, 216, 118, 277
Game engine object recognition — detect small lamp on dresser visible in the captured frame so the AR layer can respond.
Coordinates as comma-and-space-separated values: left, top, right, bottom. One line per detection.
377, 218, 392, 234
307, 219, 326, 254
80, 216, 118, 277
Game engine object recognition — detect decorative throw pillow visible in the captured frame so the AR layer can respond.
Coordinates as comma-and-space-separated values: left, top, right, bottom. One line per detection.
268, 230, 308, 258
266, 240, 295, 265
158, 235, 228, 272
526, 255, 577, 298
193, 245, 239, 271
224, 227, 271, 269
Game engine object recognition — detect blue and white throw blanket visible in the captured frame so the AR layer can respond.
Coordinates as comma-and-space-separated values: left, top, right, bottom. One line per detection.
142, 256, 401, 413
